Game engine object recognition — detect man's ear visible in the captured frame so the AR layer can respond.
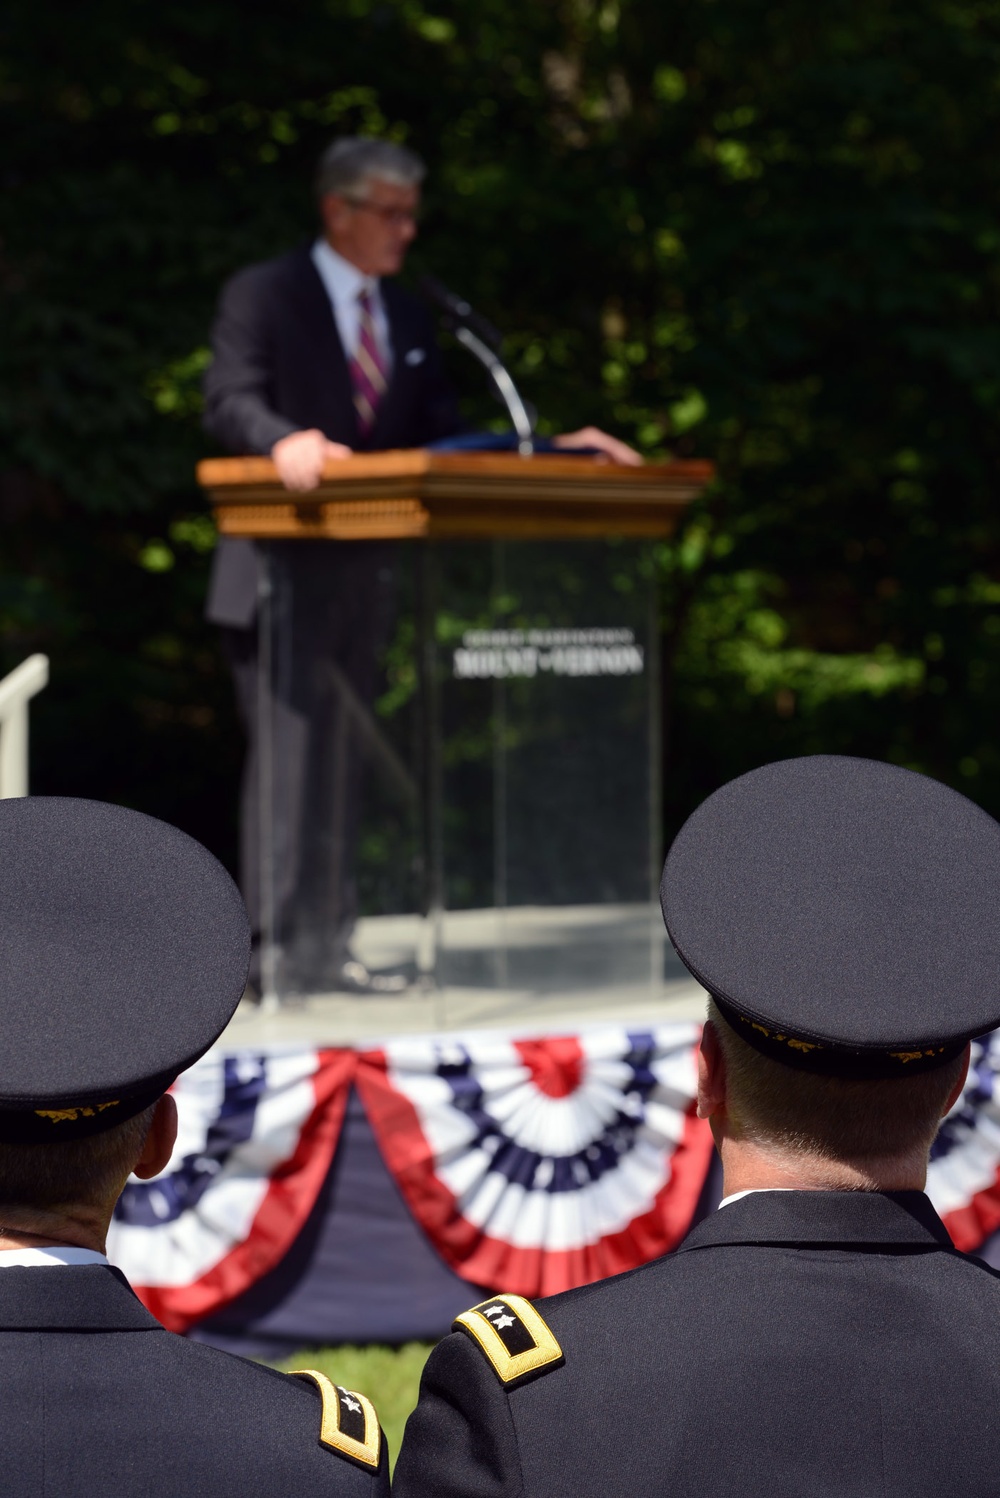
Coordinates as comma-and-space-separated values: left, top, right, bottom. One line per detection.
319, 191, 348, 237
941, 1043, 972, 1119
132, 1094, 178, 1182
697, 1019, 727, 1121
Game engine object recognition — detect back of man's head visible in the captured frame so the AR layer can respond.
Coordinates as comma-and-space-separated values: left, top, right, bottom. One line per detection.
707, 997, 965, 1171
661, 756, 1000, 1192
0, 797, 248, 1249
0, 1105, 157, 1229
315, 136, 425, 200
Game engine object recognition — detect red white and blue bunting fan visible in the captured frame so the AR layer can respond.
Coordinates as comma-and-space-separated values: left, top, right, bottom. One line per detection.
107, 1026, 712, 1328
104, 1023, 1000, 1337
357, 1023, 713, 1297
106, 1047, 353, 1332
926, 1029, 1000, 1252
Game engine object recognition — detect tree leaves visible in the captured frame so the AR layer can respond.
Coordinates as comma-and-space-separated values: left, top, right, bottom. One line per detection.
4, 0, 1000, 856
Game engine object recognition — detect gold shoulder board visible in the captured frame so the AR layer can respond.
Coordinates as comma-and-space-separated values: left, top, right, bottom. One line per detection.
453, 1293, 564, 1387
289, 1369, 381, 1470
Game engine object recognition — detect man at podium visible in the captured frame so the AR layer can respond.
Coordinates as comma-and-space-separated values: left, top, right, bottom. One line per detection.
203, 135, 638, 996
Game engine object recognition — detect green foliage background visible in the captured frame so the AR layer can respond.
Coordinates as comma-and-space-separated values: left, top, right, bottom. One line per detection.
3, 0, 1000, 864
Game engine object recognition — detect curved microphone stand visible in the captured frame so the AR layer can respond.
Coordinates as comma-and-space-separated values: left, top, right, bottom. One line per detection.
449, 324, 535, 457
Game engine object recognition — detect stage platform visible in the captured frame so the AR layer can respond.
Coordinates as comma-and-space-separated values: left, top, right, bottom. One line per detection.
223, 902, 709, 1046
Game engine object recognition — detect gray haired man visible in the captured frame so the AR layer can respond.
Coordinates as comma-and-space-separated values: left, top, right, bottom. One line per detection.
204, 135, 638, 996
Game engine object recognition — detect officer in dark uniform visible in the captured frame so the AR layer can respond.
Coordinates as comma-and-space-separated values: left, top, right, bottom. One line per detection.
394, 755, 1000, 1498
0, 796, 388, 1497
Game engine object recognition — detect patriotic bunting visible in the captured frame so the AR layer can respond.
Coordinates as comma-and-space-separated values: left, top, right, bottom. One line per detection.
356, 1025, 713, 1297
926, 1031, 1000, 1251
106, 1047, 353, 1332
106, 1023, 1000, 1335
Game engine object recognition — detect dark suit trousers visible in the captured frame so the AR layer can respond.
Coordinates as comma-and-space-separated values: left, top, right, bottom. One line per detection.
223, 540, 396, 986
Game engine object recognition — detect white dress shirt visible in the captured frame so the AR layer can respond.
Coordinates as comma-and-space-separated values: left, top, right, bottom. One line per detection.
0, 1246, 108, 1267
310, 238, 392, 372
717, 1187, 794, 1210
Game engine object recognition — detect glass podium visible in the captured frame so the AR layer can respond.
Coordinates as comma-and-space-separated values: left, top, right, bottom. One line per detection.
199, 451, 711, 1028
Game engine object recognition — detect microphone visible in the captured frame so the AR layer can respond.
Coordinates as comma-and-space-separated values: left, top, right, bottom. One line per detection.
418, 275, 504, 353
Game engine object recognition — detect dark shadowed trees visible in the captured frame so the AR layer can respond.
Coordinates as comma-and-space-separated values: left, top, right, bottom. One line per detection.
3, 0, 1000, 864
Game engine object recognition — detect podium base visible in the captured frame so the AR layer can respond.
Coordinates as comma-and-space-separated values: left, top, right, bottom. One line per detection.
225, 902, 705, 1047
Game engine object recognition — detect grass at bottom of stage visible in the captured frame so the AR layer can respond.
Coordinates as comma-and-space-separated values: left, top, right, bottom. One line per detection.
272, 1343, 433, 1469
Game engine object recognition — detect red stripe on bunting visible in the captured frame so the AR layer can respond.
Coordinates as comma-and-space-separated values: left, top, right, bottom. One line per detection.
133, 1047, 355, 1332
355, 1044, 714, 1299
513, 1036, 584, 1098
941, 1173, 1000, 1253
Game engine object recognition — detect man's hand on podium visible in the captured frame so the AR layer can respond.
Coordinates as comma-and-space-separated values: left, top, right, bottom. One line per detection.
553, 427, 643, 465
270, 424, 642, 490
271, 429, 353, 491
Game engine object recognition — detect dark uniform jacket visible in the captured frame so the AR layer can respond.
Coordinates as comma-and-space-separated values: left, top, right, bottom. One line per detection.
0, 1263, 389, 1497
394, 1190, 1000, 1498
202, 245, 461, 628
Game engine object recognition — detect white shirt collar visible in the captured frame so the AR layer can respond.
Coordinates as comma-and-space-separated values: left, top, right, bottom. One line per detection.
310, 238, 378, 310
0, 1246, 108, 1267
310, 238, 391, 368
718, 1187, 795, 1210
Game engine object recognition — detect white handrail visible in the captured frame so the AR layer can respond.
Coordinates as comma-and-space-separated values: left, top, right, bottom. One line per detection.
0, 654, 49, 798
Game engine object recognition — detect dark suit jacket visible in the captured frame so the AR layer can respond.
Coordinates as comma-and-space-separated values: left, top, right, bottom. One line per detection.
203, 245, 462, 626
394, 1190, 1000, 1498
0, 1263, 389, 1497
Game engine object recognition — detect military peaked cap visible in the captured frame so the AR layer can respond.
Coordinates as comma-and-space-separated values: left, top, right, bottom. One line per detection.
661, 755, 1000, 1078
0, 797, 249, 1141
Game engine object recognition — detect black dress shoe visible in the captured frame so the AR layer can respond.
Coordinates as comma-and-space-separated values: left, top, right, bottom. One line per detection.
333, 959, 409, 995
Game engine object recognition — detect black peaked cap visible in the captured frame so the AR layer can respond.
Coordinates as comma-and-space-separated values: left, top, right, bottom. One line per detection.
661, 756, 1000, 1077
0, 797, 250, 1141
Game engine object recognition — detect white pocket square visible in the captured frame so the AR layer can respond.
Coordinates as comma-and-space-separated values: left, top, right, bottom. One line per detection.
405, 347, 427, 366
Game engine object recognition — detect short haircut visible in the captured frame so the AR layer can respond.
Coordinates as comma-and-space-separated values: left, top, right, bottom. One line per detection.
0, 1103, 158, 1216
708, 998, 965, 1163
315, 137, 426, 201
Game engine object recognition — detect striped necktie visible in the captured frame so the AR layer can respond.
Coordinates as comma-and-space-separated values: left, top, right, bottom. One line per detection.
349, 288, 388, 439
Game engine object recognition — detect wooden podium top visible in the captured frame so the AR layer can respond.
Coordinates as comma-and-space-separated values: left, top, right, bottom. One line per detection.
198, 450, 713, 541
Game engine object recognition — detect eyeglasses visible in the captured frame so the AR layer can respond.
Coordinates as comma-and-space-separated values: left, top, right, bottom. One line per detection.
342, 196, 421, 227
